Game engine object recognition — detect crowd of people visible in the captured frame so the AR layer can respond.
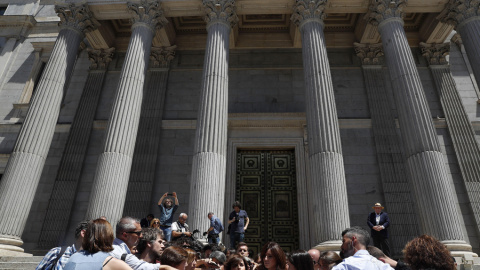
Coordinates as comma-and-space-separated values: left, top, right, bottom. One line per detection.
35, 196, 458, 270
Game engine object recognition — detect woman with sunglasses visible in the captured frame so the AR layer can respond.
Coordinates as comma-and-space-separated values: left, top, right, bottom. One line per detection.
150, 218, 161, 229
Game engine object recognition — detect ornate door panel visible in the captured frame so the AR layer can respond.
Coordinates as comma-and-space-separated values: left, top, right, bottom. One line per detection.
236, 150, 299, 254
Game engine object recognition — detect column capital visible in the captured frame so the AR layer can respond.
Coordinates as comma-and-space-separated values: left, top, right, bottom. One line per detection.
55, 3, 99, 35
150, 45, 177, 68
365, 0, 407, 26
419, 42, 450, 66
438, 0, 480, 30
354, 42, 384, 65
291, 0, 327, 29
87, 47, 115, 70
127, 0, 168, 33
451, 33, 463, 46
203, 0, 238, 28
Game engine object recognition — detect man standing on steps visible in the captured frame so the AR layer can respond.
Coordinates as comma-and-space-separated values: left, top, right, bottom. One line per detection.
367, 203, 391, 257
158, 192, 179, 241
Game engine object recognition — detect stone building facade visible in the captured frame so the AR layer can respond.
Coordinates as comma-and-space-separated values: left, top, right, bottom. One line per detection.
1, 0, 480, 260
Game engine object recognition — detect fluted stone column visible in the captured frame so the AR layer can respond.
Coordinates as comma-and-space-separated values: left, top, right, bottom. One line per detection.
439, 0, 480, 89
367, 0, 472, 254
421, 42, 480, 244
38, 48, 114, 249
85, 1, 167, 222
123, 46, 175, 218
354, 43, 420, 257
0, 4, 97, 255
291, 0, 350, 249
188, 0, 237, 233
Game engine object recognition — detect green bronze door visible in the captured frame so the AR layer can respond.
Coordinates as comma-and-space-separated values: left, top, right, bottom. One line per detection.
236, 150, 299, 254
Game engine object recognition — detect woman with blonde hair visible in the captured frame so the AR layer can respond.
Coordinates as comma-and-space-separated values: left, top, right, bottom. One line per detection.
64, 219, 131, 270
150, 218, 161, 229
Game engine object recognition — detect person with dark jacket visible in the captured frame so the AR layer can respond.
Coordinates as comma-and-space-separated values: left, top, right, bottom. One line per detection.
367, 203, 391, 257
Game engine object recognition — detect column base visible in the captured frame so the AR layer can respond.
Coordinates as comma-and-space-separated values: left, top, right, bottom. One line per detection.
312, 240, 342, 252
0, 236, 29, 256
442, 240, 478, 258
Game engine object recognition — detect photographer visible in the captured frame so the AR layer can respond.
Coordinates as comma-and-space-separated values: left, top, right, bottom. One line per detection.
228, 201, 249, 249
205, 212, 224, 244
158, 192, 179, 241
171, 213, 192, 241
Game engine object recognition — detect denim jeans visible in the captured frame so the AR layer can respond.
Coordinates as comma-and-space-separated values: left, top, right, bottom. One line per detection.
230, 232, 244, 249
208, 235, 220, 244
162, 227, 172, 241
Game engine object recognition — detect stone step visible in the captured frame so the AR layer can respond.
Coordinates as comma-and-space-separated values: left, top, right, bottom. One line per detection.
0, 261, 38, 270
0, 257, 42, 263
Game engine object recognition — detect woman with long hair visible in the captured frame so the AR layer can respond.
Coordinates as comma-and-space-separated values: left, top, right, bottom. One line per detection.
64, 219, 131, 270
403, 234, 455, 270
150, 218, 161, 229
225, 254, 249, 270
160, 246, 188, 270
319, 251, 342, 270
287, 250, 313, 270
184, 248, 197, 270
256, 242, 286, 270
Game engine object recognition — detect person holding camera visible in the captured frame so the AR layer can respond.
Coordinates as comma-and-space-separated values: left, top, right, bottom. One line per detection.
158, 192, 179, 241
228, 201, 249, 249
205, 212, 224, 244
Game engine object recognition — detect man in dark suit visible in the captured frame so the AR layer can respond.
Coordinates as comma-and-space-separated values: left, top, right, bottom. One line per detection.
367, 203, 391, 256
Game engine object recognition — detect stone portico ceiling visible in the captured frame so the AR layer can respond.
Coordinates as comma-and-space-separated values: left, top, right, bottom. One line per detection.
82, 0, 453, 51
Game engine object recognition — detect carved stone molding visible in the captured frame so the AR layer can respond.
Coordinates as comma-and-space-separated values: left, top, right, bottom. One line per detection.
365, 0, 407, 26
203, 0, 238, 28
87, 47, 115, 70
438, 0, 480, 29
451, 33, 463, 46
55, 3, 99, 35
419, 42, 450, 66
353, 42, 384, 65
291, 0, 327, 28
127, 0, 168, 32
150, 45, 177, 68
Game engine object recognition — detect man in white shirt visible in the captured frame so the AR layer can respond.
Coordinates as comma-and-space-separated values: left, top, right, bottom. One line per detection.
171, 213, 192, 241
333, 226, 394, 270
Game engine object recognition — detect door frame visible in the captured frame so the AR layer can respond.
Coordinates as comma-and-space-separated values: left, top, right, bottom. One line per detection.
225, 138, 311, 249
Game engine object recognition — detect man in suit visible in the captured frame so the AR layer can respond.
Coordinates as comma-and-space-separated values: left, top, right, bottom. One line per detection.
367, 203, 391, 256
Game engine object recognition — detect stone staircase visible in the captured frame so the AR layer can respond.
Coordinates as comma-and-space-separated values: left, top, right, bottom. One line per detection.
0, 256, 42, 270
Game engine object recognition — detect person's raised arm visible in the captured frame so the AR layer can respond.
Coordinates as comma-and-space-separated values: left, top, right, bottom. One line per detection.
173, 192, 179, 206
158, 193, 168, 206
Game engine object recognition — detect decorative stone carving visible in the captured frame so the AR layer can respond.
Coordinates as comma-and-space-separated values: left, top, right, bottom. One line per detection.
55, 3, 99, 34
451, 33, 462, 46
88, 47, 115, 70
128, 0, 168, 32
365, 0, 407, 25
438, 0, 480, 28
353, 43, 384, 65
150, 45, 177, 68
291, 0, 327, 27
203, 0, 238, 27
419, 42, 449, 66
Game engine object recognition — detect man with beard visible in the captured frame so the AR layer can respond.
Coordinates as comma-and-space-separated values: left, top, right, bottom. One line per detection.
137, 228, 167, 263
333, 226, 393, 270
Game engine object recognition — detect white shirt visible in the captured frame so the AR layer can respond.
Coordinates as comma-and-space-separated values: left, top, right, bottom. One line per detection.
110, 238, 160, 270
332, 250, 394, 270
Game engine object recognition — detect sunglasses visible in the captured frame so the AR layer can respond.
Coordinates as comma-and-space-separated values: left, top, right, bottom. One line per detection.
153, 222, 160, 224
125, 231, 142, 236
